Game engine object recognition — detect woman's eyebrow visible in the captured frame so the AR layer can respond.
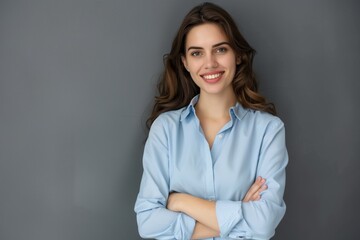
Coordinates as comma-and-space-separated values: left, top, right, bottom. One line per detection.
187, 41, 230, 52
212, 41, 230, 48
187, 46, 203, 52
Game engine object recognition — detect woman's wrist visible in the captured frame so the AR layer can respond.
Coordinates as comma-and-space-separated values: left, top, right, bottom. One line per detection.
167, 192, 187, 212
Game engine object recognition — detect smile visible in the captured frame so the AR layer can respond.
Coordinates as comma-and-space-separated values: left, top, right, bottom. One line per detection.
201, 71, 224, 83
203, 73, 222, 79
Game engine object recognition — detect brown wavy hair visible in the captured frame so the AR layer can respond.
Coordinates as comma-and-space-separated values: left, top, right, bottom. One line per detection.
147, 2, 276, 128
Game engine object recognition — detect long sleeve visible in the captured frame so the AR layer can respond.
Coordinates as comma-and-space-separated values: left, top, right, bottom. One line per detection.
215, 118, 288, 240
134, 117, 196, 239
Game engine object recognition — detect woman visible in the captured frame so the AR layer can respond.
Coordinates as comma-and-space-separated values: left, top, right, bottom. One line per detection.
134, 2, 288, 239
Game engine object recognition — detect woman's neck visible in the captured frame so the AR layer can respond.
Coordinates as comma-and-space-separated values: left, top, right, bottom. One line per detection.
195, 91, 237, 120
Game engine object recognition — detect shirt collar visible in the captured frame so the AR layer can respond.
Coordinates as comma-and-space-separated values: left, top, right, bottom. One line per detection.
230, 102, 249, 121
180, 94, 249, 121
180, 95, 199, 121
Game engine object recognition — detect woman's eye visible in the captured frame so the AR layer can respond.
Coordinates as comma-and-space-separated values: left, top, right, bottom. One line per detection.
190, 51, 202, 57
216, 47, 227, 53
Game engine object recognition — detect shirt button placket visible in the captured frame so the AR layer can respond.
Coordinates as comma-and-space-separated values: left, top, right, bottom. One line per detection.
203, 138, 215, 201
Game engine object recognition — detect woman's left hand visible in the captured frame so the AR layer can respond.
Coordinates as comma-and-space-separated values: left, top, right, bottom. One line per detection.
242, 176, 268, 202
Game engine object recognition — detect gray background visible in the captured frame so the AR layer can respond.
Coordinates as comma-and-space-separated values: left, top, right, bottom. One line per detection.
0, 0, 359, 239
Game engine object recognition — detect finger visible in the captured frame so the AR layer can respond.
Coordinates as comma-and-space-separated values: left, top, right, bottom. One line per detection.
244, 178, 267, 202
243, 177, 266, 202
252, 184, 268, 200
247, 177, 266, 196
259, 184, 268, 192
256, 183, 268, 195
243, 177, 262, 201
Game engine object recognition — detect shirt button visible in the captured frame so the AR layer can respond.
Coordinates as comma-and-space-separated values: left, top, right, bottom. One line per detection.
218, 134, 223, 139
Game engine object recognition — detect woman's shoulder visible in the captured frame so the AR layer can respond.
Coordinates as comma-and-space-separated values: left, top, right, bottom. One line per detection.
151, 107, 187, 128
246, 109, 285, 128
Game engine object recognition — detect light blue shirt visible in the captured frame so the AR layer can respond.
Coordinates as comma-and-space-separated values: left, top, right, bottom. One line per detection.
134, 95, 288, 240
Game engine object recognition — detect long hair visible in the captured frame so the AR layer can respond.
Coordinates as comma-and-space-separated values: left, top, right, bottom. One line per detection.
147, 2, 276, 128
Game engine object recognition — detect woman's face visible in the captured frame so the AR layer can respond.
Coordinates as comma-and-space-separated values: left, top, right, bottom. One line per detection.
182, 23, 239, 97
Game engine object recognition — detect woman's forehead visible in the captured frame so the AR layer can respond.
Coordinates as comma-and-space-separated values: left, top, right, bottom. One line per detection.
185, 23, 229, 48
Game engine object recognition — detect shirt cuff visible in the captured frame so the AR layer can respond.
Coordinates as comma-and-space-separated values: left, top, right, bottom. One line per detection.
216, 200, 244, 238
174, 213, 196, 240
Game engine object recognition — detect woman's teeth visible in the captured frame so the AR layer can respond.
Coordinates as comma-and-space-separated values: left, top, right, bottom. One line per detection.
203, 73, 222, 80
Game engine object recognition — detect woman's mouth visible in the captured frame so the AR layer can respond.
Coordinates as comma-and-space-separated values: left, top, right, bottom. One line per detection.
201, 71, 224, 83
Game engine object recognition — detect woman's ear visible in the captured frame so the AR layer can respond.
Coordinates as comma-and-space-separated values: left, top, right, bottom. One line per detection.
181, 55, 189, 71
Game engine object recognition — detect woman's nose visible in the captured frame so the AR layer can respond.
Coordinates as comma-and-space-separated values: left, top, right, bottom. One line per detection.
204, 54, 218, 69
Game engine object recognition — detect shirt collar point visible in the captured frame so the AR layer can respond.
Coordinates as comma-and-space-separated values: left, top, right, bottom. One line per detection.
180, 95, 199, 121
231, 102, 249, 120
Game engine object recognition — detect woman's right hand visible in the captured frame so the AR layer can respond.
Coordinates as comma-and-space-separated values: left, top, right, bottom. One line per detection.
242, 176, 267, 202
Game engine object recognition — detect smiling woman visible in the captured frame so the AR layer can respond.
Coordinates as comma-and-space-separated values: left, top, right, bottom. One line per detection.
134, 2, 288, 240
181, 23, 237, 101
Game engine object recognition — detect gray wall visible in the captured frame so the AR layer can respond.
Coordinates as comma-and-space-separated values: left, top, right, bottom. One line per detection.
0, 0, 359, 239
